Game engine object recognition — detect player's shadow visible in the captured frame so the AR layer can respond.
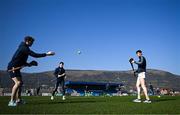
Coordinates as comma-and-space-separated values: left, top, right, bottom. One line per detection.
51, 100, 105, 104
32, 100, 105, 105
154, 98, 177, 103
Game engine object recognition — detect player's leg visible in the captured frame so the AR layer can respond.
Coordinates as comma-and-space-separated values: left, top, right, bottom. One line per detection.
16, 78, 25, 104
140, 78, 149, 99
8, 77, 21, 106
140, 78, 151, 103
17, 84, 22, 100
150, 88, 154, 95
136, 78, 141, 99
51, 80, 59, 100
13, 71, 25, 104
152, 89, 154, 95
15, 75, 22, 99
60, 79, 66, 100
52, 81, 59, 96
133, 77, 141, 102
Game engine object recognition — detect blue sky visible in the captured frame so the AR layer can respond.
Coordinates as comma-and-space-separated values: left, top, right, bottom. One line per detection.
0, 0, 180, 75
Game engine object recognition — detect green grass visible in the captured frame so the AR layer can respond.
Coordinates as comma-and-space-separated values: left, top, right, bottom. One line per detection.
0, 96, 180, 114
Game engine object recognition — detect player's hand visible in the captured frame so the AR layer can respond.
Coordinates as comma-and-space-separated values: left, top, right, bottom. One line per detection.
46, 51, 55, 56
129, 58, 134, 63
58, 75, 62, 78
131, 60, 135, 63
12, 67, 15, 73
29, 60, 38, 66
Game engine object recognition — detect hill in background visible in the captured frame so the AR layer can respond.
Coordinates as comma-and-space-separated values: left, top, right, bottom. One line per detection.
0, 69, 180, 91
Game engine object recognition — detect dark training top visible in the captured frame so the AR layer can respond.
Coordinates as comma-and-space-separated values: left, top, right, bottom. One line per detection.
149, 84, 153, 90
54, 67, 66, 78
54, 67, 66, 79
8, 42, 46, 69
134, 56, 146, 73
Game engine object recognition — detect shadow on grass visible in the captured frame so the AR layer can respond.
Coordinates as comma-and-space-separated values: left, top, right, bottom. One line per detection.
28, 100, 106, 105
57, 100, 105, 104
153, 98, 177, 103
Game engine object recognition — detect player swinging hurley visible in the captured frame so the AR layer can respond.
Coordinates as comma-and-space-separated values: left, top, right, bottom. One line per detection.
130, 50, 151, 103
7, 36, 55, 107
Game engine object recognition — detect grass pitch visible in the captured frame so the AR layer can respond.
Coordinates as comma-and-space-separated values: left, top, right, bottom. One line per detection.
0, 96, 180, 114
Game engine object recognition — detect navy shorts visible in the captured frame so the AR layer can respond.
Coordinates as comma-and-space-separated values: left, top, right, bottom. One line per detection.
8, 69, 22, 78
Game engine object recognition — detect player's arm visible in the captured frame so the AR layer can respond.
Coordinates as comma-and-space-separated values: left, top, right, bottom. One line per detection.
29, 50, 47, 58
134, 56, 144, 65
58, 73, 66, 78
29, 50, 55, 58
58, 70, 66, 78
54, 68, 59, 78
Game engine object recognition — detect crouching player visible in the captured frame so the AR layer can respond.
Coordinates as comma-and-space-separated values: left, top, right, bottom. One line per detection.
51, 62, 66, 100
131, 50, 151, 103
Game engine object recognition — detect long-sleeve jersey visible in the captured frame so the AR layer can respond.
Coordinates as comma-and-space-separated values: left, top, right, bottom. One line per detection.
54, 67, 66, 79
8, 42, 46, 69
134, 56, 146, 73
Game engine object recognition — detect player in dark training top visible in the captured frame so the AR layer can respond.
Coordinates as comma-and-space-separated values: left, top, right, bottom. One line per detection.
51, 62, 66, 100
7, 36, 55, 107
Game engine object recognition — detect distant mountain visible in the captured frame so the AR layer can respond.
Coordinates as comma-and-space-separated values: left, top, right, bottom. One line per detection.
0, 69, 180, 91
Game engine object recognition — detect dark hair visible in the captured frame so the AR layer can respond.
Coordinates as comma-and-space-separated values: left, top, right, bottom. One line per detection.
24, 36, 34, 42
59, 62, 64, 65
136, 50, 142, 54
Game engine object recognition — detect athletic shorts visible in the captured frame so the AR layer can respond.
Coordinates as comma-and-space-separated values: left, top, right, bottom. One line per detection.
8, 69, 22, 78
137, 72, 146, 81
